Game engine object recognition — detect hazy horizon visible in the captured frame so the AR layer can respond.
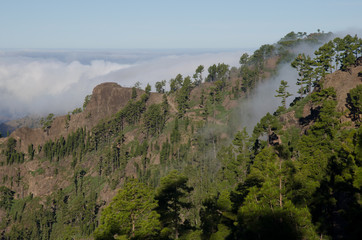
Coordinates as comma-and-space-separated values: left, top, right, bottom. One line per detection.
1, 0, 361, 121
0, 48, 247, 120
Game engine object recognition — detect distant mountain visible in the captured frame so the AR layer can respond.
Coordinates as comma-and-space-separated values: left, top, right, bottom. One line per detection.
0, 115, 42, 137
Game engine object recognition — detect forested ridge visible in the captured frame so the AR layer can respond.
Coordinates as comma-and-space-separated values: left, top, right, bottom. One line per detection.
0, 31, 361, 239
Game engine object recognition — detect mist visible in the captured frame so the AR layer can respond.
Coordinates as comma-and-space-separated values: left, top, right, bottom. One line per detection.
237, 64, 298, 133
0, 49, 246, 120
2, 30, 359, 125
236, 37, 340, 133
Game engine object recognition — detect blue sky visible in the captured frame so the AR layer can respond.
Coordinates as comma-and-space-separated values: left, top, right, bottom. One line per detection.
1, 0, 361, 49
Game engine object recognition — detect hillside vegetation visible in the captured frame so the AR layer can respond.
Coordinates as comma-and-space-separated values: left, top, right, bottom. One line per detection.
0, 31, 361, 240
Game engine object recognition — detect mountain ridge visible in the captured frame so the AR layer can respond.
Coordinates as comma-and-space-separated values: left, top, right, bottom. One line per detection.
1, 31, 361, 240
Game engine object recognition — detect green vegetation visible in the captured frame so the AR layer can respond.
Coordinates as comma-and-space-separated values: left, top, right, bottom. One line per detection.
155, 170, 193, 239
42, 127, 89, 162
176, 76, 192, 118
291, 34, 362, 96
291, 53, 315, 96
0, 186, 14, 210
193, 65, 204, 86
169, 74, 183, 93
347, 84, 362, 122
4, 137, 25, 165
72, 108, 82, 114
155, 80, 166, 93
40, 113, 55, 134
94, 179, 160, 240
1, 31, 361, 240
144, 103, 167, 137
275, 80, 292, 109
83, 94, 92, 110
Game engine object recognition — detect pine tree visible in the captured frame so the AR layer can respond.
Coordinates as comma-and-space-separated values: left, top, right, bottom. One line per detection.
346, 85, 362, 122
0, 186, 15, 210
170, 118, 181, 144
314, 40, 335, 77
83, 95, 92, 110
155, 80, 166, 93
275, 80, 292, 109
144, 104, 163, 136
291, 54, 315, 97
239, 53, 249, 65
169, 74, 183, 93
94, 179, 160, 240
193, 65, 204, 86
131, 87, 137, 99
176, 76, 192, 118
145, 83, 151, 96
28, 144, 35, 160
155, 170, 193, 239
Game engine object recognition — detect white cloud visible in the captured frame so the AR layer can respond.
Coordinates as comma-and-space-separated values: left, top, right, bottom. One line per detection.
0, 50, 245, 119
99, 51, 244, 89
0, 59, 127, 100
0, 56, 129, 118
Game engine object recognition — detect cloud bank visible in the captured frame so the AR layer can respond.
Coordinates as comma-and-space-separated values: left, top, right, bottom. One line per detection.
0, 49, 245, 120
0, 57, 128, 118
237, 37, 340, 133
238, 64, 299, 133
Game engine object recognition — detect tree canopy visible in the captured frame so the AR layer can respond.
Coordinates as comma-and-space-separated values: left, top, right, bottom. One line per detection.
94, 179, 160, 240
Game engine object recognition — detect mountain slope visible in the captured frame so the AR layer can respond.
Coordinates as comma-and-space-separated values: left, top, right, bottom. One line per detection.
1, 31, 361, 240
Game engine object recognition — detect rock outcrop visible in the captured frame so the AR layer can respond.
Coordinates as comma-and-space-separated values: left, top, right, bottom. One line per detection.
9, 82, 141, 152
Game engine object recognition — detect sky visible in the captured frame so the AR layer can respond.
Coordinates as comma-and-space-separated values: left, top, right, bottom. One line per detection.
0, 0, 362, 120
1, 0, 361, 49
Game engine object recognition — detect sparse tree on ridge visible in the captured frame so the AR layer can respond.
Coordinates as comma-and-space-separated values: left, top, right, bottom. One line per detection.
145, 83, 151, 94
340, 34, 358, 71
176, 76, 192, 118
134, 81, 142, 89
206, 64, 218, 82
193, 65, 204, 86
206, 63, 229, 84
40, 113, 55, 135
155, 80, 166, 93
239, 53, 249, 65
333, 34, 361, 71
314, 40, 335, 77
83, 95, 92, 110
333, 37, 344, 70
291, 53, 315, 97
132, 87, 137, 99
275, 80, 292, 109
169, 74, 183, 93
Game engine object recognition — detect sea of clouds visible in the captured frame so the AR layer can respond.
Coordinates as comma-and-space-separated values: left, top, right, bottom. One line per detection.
0, 49, 246, 120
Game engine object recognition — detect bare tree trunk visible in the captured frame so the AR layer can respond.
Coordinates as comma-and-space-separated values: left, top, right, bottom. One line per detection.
213, 136, 216, 159
175, 227, 179, 239
132, 213, 135, 238
279, 159, 283, 208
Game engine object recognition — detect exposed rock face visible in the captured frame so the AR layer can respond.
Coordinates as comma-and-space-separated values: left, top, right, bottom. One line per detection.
277, 66, 362, 134
324, 66, 362, 113
279, 111, 299, 127
85, 82, 137, 123
9, 82, 139, 152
